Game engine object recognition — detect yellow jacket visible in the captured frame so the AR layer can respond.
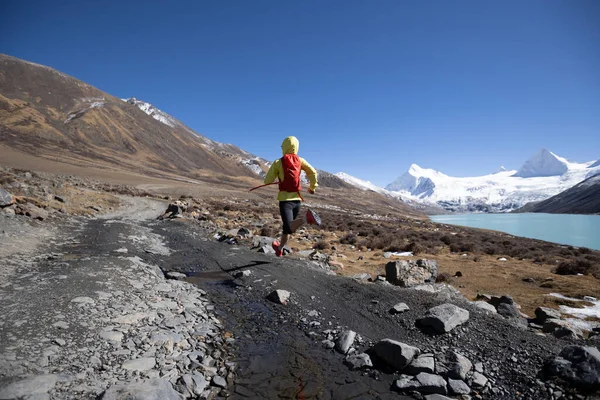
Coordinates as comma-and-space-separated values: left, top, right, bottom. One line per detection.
264, 136, 318, 201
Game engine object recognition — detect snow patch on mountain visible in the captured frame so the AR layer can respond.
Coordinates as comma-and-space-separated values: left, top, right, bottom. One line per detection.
124, 97, 176, 127
64, 98, 105, 123
123, 97, 270, 177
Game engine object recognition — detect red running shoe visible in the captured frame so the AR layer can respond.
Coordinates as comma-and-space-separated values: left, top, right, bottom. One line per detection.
305, 208, 321, 226
272, 240, 282, 257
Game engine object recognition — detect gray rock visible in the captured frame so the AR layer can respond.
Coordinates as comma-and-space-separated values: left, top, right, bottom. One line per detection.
393, 375, 420, 392
372, 339, 420, 371
53, 195, 66, 203
211, 375, 227, 388
415, 373, 448, 394
543, 319, 584, 340
258, 245, 276, 255
99, 330, 124, 343
71, 296, 95, 304
252, 236, 275, 248
233, 270, 252, 278
496, 302, 522, 319
266, 289, 290, 305
335, 330, 356, 354
405, 353, 435, 374
424, 395, 454, 400
344, 353, 372, 370
544, 345, 600, 389
102, 378, 181, 400
473, 301, 497, 313
436, 351, 473, 380
535, 307, 561, 323
470, 371, 488, 389
390, 302, 410, 314
418, 304, 469, 333
0, 188, 14, 207
122, 357, 156, 371
448, 378, 471, 395
0, 374, 60, 399
350, 273, 371, 280
166, 271, 187, 280
489, 295, 514, 308
385, 259, 438, 287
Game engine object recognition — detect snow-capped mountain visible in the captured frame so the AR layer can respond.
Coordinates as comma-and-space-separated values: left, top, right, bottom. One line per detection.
382, 149, 600, 212
337, 150, 599, 213
513, 149, 569, 178
123, 97, 269, 176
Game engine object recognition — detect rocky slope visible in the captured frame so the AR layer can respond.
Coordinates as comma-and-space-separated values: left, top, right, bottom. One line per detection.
517, 174, 600, 215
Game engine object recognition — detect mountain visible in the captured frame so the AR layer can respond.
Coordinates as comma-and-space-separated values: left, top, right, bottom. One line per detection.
516, 174, 600, 214
0, 54, 267, 181
513, 149, 569, 178
379, 150, 600, 212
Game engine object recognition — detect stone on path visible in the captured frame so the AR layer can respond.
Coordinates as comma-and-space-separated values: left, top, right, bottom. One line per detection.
436, 351, 473, 380
417, 303, 469, 333
390, 302, 410, 314
166, 271, 187, 280
371, 339, 420, 371
102, 378, 181, 400
448, 378, 471, 395
266, 289, 290, 305
70, 296, 95, 305
385, 259, 438, 287
122, 357, 156, 371
405, 353, 435, 374
99, 330, 124, 343
393, 373, 447, 395
0, 374, 60, 399
344, 353, 372, 370
211, 375, 227, 388
335, 330, 356, 354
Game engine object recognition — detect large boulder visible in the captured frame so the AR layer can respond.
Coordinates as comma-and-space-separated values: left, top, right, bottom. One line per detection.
385, 259, 438, 287
544, 346, 600, 389
417, 304, 469, 333
371, 339, 420, 371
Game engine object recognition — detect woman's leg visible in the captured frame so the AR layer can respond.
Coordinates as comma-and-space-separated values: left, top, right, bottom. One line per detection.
278, 201, 302, 251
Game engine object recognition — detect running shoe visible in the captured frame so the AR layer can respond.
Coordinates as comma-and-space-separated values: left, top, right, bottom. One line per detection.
272, 240, 283, 257
305, 208, 321, 226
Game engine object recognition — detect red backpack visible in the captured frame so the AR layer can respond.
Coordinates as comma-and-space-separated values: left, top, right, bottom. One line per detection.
278, 154, 302, 193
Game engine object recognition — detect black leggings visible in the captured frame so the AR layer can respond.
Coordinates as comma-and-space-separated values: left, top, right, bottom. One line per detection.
279, 200, 301, 234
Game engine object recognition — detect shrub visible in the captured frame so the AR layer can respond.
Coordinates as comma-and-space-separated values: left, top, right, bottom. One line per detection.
340, 233, 357, 245
313, 240, 329, 251
440, 235, 453, 246
403, 242, 425, 255
554, 260, 593, 275
436, 273, 452, 283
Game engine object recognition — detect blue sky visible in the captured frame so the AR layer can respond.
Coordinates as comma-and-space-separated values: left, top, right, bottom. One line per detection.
1, 0, 599, 187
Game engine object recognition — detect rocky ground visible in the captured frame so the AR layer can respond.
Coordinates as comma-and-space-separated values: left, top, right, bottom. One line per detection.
1, 167, 600, 400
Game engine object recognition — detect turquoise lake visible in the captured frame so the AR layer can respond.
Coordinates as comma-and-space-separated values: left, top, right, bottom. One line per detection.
429, 213, 600, 251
